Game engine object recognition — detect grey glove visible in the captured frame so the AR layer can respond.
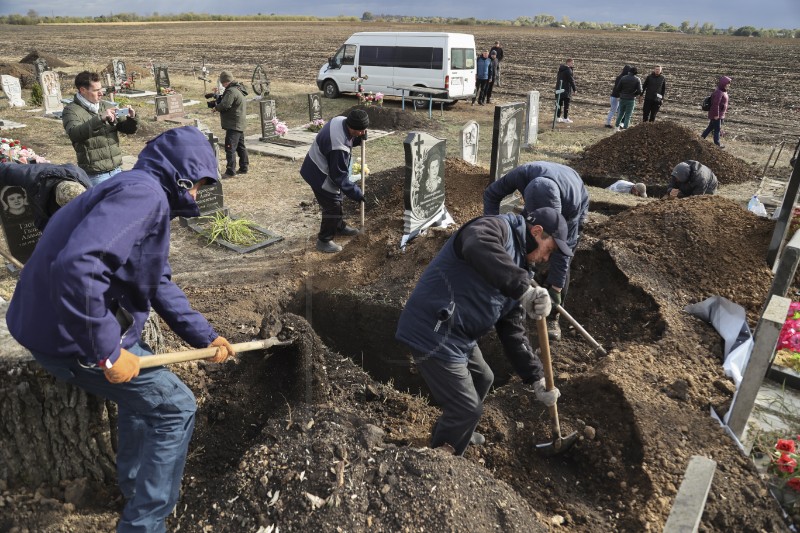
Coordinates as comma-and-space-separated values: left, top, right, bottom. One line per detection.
533, 378, 560, 407
519, 286, 551, 320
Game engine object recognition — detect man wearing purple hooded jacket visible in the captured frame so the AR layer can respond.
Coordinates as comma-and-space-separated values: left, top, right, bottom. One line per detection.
6, 126, 235, 533
701, 75, 731, 148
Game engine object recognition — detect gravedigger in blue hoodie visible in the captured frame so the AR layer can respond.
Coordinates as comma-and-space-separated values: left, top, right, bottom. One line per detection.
6, 126, 235, 533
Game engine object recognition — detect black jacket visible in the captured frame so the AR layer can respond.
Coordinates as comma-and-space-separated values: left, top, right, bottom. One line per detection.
555, 64, 576, 98
615, 73, 642, 100
490, 46, 504, 62
642, 73, 666, 102
666, 161, 718, 197
610, 65, 631, 98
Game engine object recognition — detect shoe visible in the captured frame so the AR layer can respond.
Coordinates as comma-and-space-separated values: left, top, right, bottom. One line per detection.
338, 225, 360, 236
471, 98, 476, 106
557, 117, 565, 123
316, 239, 342, 253
485, 100, 491, 104
236, 168, 248, 175
470, 432, 486, 446
479, 102, 484, 106
221, 171, 236, 179
615, 126, 621, 132
718, 144, 726, 149
564, 118, 573, 123
547, 317, 561, 341
604, 124, 613, 129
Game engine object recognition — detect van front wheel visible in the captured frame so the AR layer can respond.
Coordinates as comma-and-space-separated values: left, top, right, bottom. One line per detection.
323, 80, 339, 99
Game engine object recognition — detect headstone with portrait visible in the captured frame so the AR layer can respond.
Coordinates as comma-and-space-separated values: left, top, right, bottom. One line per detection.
0, 185, 42, 264
39, 71, 64, 117
112, 58, 127, 87
154, 66, 171, 94
154, 93, 186, 121
524, 90, 540, 147
259, 99, 278, 141
459, 120, 479, 165
489, 102, 525, 181
0, 76, 26, 108
308, 94, 323, 122
401, 132, 453, 248
33, 58, 49, 85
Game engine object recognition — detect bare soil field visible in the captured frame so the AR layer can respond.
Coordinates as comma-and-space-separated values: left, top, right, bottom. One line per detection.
1, 21, 799, 532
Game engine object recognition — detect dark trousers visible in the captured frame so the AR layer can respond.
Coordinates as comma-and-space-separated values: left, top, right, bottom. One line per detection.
642, 100, 661, 122
414, 346, 494, 456
473, 79, 489, 104
485, 81, 495, 103
311, 186, 346, 242
224, 129, 248, 174
701, 118, 723, 145
557, 96, 571, 119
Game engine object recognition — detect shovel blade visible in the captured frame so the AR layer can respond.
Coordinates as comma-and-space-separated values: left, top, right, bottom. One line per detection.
535, 430, 579, 456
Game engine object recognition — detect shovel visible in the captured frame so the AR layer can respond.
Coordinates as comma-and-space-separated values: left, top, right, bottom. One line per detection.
530, 279, 606, 356
534, 318, 578, 455
139, 337, 291, 369
360, 134, 366, 230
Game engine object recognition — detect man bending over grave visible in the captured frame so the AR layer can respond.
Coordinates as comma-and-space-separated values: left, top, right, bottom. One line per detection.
210, 71, 249, 178
483, 161, 589, 341
395, 208, 567, 455
6, 126, 235, 533
665, 160, 718, 198
300, 108, 368, 253
607, 179, 647, 198
63, 71, 137, 186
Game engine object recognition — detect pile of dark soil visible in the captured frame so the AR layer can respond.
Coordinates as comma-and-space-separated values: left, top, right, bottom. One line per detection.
341, 104, 441, 133
572, 121, 759, 184
0, 62, 33, 81
18, 50, 71, 68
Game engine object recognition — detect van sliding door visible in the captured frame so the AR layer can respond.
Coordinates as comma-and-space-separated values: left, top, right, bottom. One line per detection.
358, 45, 395, 95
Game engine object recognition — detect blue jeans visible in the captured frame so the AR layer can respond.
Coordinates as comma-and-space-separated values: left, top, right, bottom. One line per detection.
606, 96, 620, 125
32, 342, 197, 533
702, 119, 723, 145
88, 166, 122, 187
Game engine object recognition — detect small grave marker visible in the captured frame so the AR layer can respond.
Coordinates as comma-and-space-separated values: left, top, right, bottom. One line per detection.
308, 94, 322, 122
33, 58, 49, 84
40, 71, 63, 117
401, 132, 452, 247
525, 90, 540, 147
0, 185, 42, 264
0, 76, 26, 108
112, 58, 127, 87
154, 66, 171, 94
459, 120, 479, 165
154, 93, 186, 122
259, 100, 278, 141
489, 102, 525, 181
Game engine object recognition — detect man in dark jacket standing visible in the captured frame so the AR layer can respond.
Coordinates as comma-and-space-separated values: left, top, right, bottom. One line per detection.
483, 161, 589, 340
614, 66, 642, 131
555, 58, 577, 123
62, 71, 137, 186
396, 208, 567, 455
472, 50, 493, 106
490, 41, 504, 86
641, 65, 666, 122
212, 71, 249, 178
6, 126, 235, 533
665, 160, 718, 198
300, 109, 368, 253
484, 50, 500, 104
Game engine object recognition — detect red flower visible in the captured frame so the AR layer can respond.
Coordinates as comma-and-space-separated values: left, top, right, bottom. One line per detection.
788, 477, 800, 492
778, 453, 797, 473
21, 146, 27, 150
777, 439, 797, 453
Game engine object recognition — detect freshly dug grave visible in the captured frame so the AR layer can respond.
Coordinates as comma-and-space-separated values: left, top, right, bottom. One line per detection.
340, 104, 442, 133
572, 121, 760, 185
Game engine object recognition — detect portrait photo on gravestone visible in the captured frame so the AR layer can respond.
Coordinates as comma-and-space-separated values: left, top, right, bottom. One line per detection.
403, 132, 448, 234
490, 102, 525, 180
259, 100, 277, 140
155, 96, 168, 116
0, 185, 42, 263
308, 94, 322, 122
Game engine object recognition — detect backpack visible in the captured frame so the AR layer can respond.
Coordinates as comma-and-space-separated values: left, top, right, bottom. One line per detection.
701, 95, 712, 112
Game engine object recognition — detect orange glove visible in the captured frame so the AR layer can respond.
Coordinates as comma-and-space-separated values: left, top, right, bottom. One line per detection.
207, 336, 235, 363
104, 348, 140, 384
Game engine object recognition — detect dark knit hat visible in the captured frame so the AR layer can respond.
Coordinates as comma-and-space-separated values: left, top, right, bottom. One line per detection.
219, 71, 233, 84
346, 109, 370, 130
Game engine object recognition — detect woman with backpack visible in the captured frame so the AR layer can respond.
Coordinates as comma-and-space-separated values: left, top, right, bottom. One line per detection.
701, 76, 731, 148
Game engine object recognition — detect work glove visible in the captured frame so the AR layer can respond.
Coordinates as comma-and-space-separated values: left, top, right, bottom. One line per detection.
533, 378, 560, 407
207, 336, 235, 363
519, 286, 551, 320
104, 348, 140, 384
547, 286, 562, 308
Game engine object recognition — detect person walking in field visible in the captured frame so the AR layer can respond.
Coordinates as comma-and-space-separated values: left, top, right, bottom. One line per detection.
555, 58, 577, 123
614, 66, 641, 131
701, 76, 731, 148
641, 65, 666, 122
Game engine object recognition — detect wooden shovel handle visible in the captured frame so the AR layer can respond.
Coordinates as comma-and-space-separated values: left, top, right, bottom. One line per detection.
536, 318, 563, 438
360, 139, 366, 229
138, 338, 290, 368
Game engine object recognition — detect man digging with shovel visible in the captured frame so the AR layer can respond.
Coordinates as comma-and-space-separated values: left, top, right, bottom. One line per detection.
396, 208, 568, 456
6, 126, 235, 533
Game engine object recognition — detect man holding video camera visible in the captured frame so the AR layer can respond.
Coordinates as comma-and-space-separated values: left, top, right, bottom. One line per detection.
62, 71, 137, 187
207, 71, 248, 178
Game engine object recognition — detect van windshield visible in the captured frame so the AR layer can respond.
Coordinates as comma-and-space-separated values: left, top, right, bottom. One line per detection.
333, 44, 357, 67
451, 48, 475, 70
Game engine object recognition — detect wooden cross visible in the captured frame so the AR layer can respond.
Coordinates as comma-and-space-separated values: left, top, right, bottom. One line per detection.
350, 66, 369, 95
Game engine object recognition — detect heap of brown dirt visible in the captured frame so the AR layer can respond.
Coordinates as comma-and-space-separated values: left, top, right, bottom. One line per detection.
341, 104, 441, 133
18, 50, 70, 68
0, 62, 33, 81
572, 121, 759, 184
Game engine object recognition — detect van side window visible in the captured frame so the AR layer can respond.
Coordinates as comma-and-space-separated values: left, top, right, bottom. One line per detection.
360, 46, 395, 67
395, 47, 443, 69
451, 48, 475, 70
333, 44, 357, 67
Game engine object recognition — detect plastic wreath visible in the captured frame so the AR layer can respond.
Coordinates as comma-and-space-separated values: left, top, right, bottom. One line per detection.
305, 118, 325, 132
777, 301, 800, 353
0, 137, 50, 164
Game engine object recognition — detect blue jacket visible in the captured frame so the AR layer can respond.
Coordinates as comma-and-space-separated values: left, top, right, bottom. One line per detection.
6, 126, 219, 365
396, 214, 541, 379
476, 55, 492, 81
483, 162, 589, 288
300, 116, 364, 202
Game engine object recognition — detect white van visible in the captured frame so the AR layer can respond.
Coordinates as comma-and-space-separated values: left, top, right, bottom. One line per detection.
316, 32, 476, 104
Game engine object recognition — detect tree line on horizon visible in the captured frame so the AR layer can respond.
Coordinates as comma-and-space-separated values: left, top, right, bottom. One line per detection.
2, 10, 797, 38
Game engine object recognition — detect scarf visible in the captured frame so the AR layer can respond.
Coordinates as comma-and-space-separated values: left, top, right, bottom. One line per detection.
76, 92, 100, 114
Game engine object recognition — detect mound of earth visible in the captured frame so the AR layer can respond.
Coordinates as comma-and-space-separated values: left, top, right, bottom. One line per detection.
18, 50, 70, 68
572, 121, 759, 185
0, 62, 33, 82
341, 104, 441, 132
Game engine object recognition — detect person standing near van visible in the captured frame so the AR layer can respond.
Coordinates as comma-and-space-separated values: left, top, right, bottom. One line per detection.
641, 65, 666, 122
484, 50, 500, 104
701, 76, 731, 148
555, 59, 577, 123
490, 41, 504, 86
473, 50, 493, 106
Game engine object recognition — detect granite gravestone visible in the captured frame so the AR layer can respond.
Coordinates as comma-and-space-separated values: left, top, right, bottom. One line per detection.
259, 100, 277, 141
112, 58, 127, 87
524, 90, 540, 147
154, 94, 186, 121
33, 58, 49, 85
402, 132, 450, 246
0, 185, 42, 264
154, 96, 169, 116
0, 76, 26, 107
308, 94, 322, 122
489, 102, 525, 181
40, 71, 64, 116
103, 72, 114, 89
459, 120, 479, 165
192, 133, 224, 215
154, 66, 171, 94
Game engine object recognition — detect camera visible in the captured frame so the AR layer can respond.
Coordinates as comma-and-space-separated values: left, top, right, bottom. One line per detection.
207, 101, 216, 109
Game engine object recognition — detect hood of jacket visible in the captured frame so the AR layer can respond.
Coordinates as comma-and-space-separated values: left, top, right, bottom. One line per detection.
226, 81, 249, 96
718, 76, 732, 90
132, 126, 219, 219
621, 65, 631, 76
558, 64, 572, 75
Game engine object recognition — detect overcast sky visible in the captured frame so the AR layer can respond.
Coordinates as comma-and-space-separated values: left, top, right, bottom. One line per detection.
5, 1, 799, 29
